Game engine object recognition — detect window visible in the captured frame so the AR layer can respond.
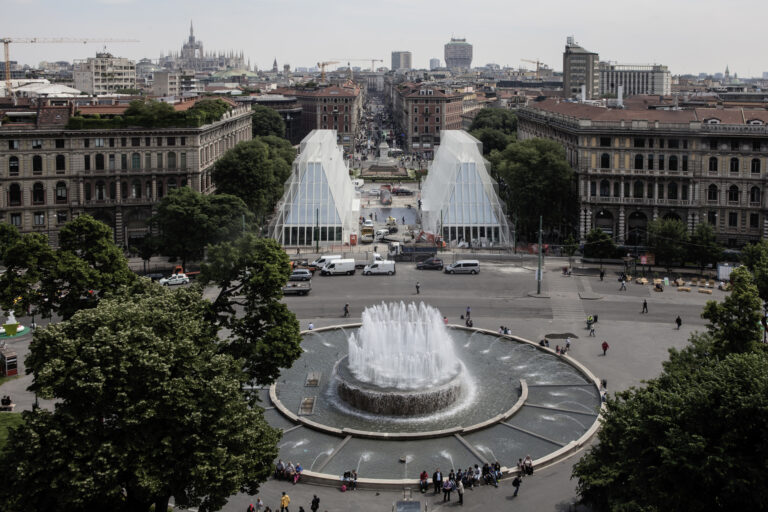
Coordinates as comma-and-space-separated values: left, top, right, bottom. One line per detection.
668, 156, 678, 171
682, 155, 689, 172
95, 154, 105, 170
668, 182, 678, 200
414, 107, 418, 113
590, 181, 596, 196
168, 152, 177, 169
624, 182, 630, 197
728, 185, 739, 202
600, 153, 610, 169
613, 182, 621, 197
121, 137, 127, 147
10, 213, 21, 227
180, 152, 186, 169
145, 153, 151, 169
658, 155, 664, 171
109, 181, 116, 200
34, 212, 45, 226
121, 154, 127, 170
731, 140, 739, 151
436, 107, 440, 113
683, 140, 688, 149
32, 140, 42, 149
132, 153, 141, 169
181, 137, 186, 146
84, 155, 91, 171
709, 157, 718, 172
109, 154, 116, 171
633, 138, 645, 148
84, 182, 91, 201
9, 184, 22, 206
649, 139, 654, 148
708, 184, 718, 201
95, 181, 105, 200
84, 139, 90, 148
109, 138, 115, 148
709, 139, 718, 150
157, 153, 163, 168
145, 181, 152, 199
131, 180, 141, 199
57, 211, 67, 224
600, 179, 610, 197
682, 185, 688, 200
55, 182, 67, 203
56, 139, 65, 149
728, 211, 738, 227
167, 137, 175, 146
730, 157, 739, 173
634, 181, 644, 198
750, 186, 761, 204
647, 155, 654, 170
8, 140, 19, 150
121, 181, 128, 199
33, 155, 43, 174
634, 154, 644, 170
752, 159, 761, 174
132, 137, 140, 147
145, 137, 151, 146
56, 155, 66, 172
753, 141, 761, 152
658, 183, 664, 199
668, 139, 679, 149
750, 213, 759, 228
708, 211, 717, 225
95, 138, 105, 147
600, 137, 611, 147
32, 183, 45, 204
9, 156, 19, 175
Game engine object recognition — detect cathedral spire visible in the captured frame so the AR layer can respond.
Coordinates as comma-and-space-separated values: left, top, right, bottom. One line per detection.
190, 20, 194, 39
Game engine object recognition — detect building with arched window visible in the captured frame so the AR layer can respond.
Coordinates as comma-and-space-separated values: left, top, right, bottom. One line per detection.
0, 97, 251, 246
517, 98, 768, 246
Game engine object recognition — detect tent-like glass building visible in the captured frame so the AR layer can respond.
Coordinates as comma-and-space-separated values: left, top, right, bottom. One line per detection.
271, 130, 359, 247
421, 131, 510, 247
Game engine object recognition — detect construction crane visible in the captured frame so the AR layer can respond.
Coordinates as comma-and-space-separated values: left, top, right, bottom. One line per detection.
317, 61, 340, 83
334, 58, 384, 72
521, 58, 545, 80
2, 37, 139, 97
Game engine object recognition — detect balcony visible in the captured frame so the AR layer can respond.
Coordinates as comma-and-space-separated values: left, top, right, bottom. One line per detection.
586, 196, 693, 207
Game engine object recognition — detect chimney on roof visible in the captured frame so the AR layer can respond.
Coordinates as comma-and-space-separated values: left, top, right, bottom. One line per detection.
617, 85, 623, 108
581, 85, 586, 102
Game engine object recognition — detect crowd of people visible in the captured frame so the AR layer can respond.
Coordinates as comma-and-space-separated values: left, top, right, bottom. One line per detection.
274, 460, 303, 484
340, 470, 358, 491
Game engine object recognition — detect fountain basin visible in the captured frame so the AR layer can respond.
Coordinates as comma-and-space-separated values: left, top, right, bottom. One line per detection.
334, 356, 464, 416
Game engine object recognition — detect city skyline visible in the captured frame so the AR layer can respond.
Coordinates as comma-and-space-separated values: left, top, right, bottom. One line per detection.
4, 0, 767, 76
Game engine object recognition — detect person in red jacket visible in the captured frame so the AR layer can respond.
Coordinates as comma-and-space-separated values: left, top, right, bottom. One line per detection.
601, 340, 609, 356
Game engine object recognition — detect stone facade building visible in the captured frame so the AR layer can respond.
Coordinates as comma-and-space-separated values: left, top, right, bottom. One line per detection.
517, 98, 768, 247
0, 98, 252, 247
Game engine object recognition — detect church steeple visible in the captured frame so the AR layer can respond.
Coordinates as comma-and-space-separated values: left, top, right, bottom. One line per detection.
189, 20, 194, 40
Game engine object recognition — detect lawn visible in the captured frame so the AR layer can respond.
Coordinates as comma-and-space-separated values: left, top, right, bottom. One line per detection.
0, 413, 24, 451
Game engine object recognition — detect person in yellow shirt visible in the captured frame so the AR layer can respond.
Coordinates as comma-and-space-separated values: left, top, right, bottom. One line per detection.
280, 491, 290, 512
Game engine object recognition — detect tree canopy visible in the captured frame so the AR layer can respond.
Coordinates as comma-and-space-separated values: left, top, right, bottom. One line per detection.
687, 222, 723, 273
584, 228, 616, 262
573, 264, 768, 512
469, 127, 515, 154
67, 99, 231, 130
0, 215, 135, 319
492, 138, 576, 240
0, 222, 21, 262
201, 234, 302, 385
647, 218, 689, 271
468, 108, 517, 134
251, 105, 286, 138
150, 187, 252, 268
211, 138, 294, 223
0, 283, 279, 512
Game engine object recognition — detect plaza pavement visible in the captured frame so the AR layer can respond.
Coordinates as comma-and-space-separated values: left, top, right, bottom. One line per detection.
0, 257, 721, 512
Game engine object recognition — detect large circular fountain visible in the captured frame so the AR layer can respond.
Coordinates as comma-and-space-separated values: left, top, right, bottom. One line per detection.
336, 302, 464, 415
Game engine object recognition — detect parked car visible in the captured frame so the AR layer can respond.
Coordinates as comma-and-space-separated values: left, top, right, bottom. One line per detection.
290, 269, 313, 281
309, 255, 342, 271
366, 189, 381, 197
320, 258, 356, 276
416, 257, 444, 270
159, 273, 190, 286
444, 260, 480, 275
282, 281, 311, 295
363, 260, 396, 275
363, 219, 374, 228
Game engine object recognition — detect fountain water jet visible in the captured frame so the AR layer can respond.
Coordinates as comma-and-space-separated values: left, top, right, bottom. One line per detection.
336, 302, 465, 416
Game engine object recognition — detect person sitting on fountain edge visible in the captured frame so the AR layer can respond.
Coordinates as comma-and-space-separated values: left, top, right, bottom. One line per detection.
419, 470, 429, 493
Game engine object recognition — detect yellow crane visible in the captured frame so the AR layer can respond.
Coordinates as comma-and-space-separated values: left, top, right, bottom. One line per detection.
334, 58, 383, 72
2, 37, 139, 97
521, 58, 545, 79
317, 60, 340, 83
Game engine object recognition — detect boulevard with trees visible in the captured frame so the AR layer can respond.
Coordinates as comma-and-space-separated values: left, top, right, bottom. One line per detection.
469, 107, 518, 155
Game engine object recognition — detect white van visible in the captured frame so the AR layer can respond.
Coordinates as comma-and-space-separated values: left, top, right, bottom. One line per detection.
444, 260, 480, 274
363, 260, 396, 276
375, 229, 390, 241
310, 255, 341, 271
321, 258, 356, 276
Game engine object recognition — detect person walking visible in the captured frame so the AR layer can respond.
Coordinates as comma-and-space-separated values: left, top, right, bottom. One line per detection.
466, 306, 471, 318
601, 340, 609, 356
416, 281, 421, 294
642, 300, 648, 314
619, 279, 627, 291
589, 324, 596, 337
310, 495, 319, 512
456, 478, 464, 505
256, 497, 264, 511
280, 491, 290, 512
343, 303, 350, 318
442, 478, 452, 502
675, 316, 682, 329
512, 474, 522, 497
599, 269, 605, 281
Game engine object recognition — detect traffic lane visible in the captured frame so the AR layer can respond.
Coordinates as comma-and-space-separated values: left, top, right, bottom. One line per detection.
581, 300, 709, 327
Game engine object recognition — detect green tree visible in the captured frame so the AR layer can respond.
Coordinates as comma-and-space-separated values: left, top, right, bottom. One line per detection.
469, 127, 514, 154
563, 233, 578, 258
494, 138, 576, 240
647, 218, 689, 271
687, 222, 723, 274
583, 228, 616, 268
251, 105, 286, 138
468, 108, 517, 134
0, 223, 21, 262
0, 284, 279, 512
201, 235, 302, 385
741, 239, 768, 271
573, 349, 768, 512
701, 265, 763, 355
0, 233, 57, 316
150, 188, 251, 268
212, 138, 294, 222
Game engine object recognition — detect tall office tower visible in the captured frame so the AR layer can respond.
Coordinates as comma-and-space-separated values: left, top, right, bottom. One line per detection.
391, 51, 413, 70
444, 38, 472, 71
430, 58, 441, 70
563, 36, 599, 100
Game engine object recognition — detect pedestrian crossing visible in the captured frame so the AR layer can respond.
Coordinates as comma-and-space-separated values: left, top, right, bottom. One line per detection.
546, 273, 586, 321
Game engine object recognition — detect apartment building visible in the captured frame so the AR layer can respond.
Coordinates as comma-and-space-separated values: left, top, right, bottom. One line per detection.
599, 63, 671, 97
517, 98, 768, 247
73, 53, 137, 95
0, 98, 252, 247
563, 37, 599, 100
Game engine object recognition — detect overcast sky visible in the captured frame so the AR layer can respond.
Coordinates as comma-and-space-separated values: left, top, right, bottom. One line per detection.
4, 0, 767, 76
